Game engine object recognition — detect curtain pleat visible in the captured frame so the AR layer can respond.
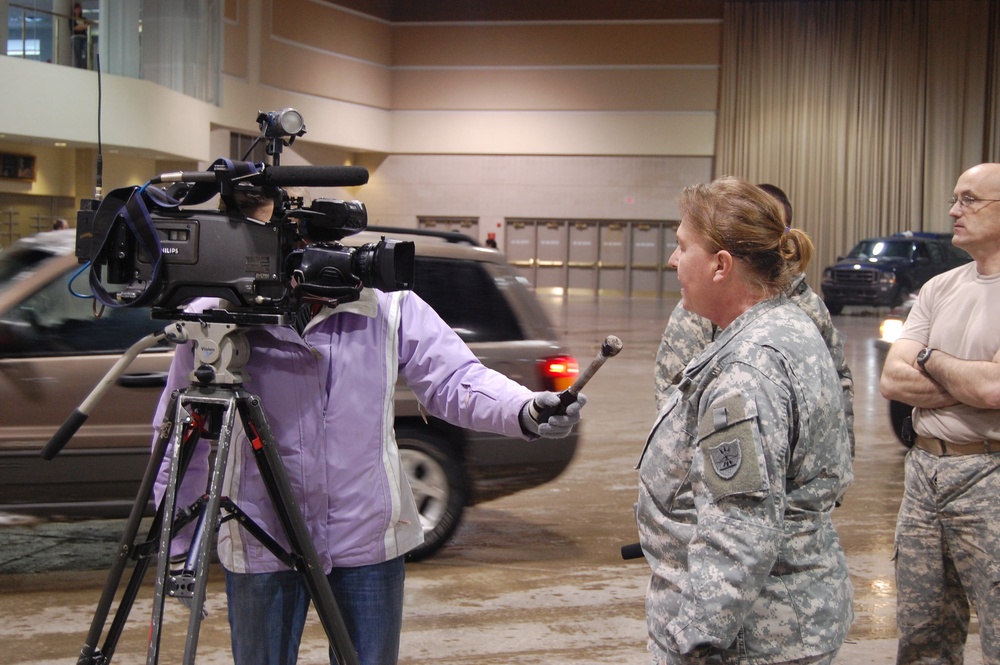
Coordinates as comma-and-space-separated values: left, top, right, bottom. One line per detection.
717, 0, 999, 293
139, 0, 223, 105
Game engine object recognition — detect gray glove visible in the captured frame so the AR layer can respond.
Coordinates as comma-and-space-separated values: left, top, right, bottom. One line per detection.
520, 391, 587, 438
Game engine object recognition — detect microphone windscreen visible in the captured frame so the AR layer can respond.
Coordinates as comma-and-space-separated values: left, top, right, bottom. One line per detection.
260, 165, 369, 188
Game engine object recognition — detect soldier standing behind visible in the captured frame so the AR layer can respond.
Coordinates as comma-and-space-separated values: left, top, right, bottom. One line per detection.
636, 176, 854, 664
653, 183, 855, 457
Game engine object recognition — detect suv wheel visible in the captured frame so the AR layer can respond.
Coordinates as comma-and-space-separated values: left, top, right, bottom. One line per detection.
397, 427, 468, 561
825, 300, 844, 315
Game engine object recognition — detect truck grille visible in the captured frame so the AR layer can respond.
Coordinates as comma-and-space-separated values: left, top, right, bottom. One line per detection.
832, 268, 878, 284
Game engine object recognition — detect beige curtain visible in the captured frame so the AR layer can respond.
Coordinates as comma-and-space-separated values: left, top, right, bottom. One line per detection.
716, 0, 1000, 293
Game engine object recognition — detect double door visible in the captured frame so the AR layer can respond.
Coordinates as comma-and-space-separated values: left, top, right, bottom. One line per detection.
505, 218, 680, 297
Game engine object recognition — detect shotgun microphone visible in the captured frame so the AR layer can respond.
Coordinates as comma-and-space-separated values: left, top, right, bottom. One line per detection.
151, 165, 370, 188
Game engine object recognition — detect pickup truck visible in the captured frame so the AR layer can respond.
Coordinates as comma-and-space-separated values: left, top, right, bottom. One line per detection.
820, 232, 971, 314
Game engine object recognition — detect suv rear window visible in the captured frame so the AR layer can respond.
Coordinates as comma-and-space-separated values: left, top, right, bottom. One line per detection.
0, 247, 57, 285
0, 268, 168, 358
945, 244, 972, 262
412, 257, 523, 343
0, 252, 525, 354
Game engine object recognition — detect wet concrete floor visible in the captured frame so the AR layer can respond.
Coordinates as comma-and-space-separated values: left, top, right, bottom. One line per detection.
0, 295, 984, 664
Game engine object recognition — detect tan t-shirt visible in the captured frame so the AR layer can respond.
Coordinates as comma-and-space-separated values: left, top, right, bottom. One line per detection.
899, 262, 1000, 442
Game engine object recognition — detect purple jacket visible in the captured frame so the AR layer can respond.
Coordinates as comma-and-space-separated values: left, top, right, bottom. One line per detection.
153, 289, 534, 572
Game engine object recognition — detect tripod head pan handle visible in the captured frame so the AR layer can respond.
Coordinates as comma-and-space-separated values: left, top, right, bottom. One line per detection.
41, 409, 88, 460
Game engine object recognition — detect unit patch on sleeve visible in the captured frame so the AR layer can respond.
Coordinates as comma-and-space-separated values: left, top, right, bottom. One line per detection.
697, 395, 768, 500
708, 439, 742, 479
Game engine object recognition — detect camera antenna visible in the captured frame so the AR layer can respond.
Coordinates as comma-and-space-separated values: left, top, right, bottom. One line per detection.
94, 53, 103, 200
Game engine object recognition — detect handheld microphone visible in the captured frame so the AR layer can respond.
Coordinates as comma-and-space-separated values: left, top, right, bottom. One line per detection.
531, 334, 623, 422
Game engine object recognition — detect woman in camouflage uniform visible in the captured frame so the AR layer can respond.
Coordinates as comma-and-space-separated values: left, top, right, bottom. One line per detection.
652, 184, 854, 458
636, 177, 854, 664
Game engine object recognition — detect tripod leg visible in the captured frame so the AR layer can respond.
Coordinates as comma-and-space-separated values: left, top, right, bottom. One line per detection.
236, 392, 360, 665
179, 392, 239, 663
75, 391, 177, 665
147, 394, 190, 662
147, 390, 239, 665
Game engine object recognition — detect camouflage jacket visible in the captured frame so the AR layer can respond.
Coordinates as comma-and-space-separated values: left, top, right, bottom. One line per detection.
637, 295, 854, 662
654, 274, 856, 456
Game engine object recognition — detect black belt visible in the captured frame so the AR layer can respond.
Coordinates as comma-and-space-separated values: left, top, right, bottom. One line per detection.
913, 435, 1000, 457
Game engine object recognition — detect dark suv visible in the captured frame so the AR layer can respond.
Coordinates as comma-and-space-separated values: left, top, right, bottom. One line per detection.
0, 228, 579, 560
820, 232, 971, 314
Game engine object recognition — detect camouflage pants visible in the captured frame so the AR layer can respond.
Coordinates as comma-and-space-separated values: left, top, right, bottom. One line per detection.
895, 447, 1000, 665
648, 640, 838, 665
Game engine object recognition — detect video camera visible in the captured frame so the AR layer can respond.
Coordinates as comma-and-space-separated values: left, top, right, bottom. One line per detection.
74, 110, 414, 325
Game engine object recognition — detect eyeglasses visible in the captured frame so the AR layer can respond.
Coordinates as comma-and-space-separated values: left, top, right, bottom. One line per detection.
948, 194, 1000, 209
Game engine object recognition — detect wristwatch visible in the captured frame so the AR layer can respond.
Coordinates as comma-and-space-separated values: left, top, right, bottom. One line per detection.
916, 347, 934, 371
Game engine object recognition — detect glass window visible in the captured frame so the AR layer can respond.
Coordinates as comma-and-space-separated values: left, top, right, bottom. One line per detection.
0, 247, 56, 286
0, 268, 168, 358
923, 242, 944, 263
847, 240, 912, 260
946, 244, 972, 263
412, 258, 523, 343
230, 132, 268, 163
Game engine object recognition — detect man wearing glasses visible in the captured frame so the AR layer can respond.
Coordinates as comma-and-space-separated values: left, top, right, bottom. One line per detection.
880, 162, 1000, 665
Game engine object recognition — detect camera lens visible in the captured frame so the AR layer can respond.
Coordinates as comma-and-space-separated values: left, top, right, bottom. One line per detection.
353, 239, 414, 292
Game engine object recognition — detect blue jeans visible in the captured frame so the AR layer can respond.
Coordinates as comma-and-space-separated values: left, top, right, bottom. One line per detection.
226, 556, 406, 665
71, 35, 88, 69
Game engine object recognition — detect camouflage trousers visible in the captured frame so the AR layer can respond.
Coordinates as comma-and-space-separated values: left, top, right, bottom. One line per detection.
895, 447, 1000, 665
648, 640, 838, 665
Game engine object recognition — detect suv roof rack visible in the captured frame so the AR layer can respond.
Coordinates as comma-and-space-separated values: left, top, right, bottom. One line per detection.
367, 225, 480, 247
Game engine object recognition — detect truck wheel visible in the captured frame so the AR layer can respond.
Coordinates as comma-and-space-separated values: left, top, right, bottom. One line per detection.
397, 427, 468, 561
825, 300, 844, 315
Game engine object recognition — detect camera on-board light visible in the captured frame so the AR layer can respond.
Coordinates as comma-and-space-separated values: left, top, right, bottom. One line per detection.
256, 108, 306, 142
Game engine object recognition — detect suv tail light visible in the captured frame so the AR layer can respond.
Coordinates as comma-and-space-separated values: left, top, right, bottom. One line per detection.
539, 355, 579, 392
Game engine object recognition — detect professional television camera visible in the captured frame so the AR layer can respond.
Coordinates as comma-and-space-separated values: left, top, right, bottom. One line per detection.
74, 111, 414, 325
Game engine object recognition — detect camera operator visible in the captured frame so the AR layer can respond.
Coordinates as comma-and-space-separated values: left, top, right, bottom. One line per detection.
150, 210, 587, 664
219, 181, 277, 221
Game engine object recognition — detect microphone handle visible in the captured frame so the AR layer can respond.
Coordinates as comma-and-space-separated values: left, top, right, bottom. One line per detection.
532, 388, 579, 423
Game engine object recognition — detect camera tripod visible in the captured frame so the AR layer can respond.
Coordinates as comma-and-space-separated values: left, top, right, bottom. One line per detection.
43, 317, 358, 665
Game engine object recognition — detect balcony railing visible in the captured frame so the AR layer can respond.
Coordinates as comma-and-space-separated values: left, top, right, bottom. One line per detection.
7, 3, 97, 70
4, 2, 220, 105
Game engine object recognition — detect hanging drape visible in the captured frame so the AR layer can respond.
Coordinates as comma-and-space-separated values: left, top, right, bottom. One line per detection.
139, 0, 222, 105
716, 0, 1000, 292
